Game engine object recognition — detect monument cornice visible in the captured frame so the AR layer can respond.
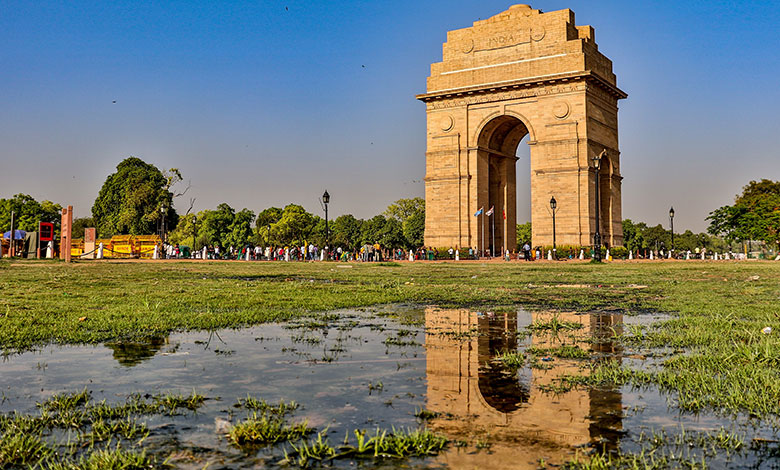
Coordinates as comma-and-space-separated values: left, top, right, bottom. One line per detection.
417, 71, 627, 104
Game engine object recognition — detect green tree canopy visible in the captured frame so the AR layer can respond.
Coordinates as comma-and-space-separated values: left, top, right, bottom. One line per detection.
269, 204, 315, 247
331, 214, 363, 251
516, 222, 532, 250
708, 179, 780, 246
383, 197, 425, 223
71, 217, 95, 239
226, 208, 256, 249
0, 194, 62, 233
92, 157, 179, 236
402, 210, 425, 249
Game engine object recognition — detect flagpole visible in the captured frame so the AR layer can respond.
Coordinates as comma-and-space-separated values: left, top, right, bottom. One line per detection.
491, 213, 495, 258
481, 213, 484, 259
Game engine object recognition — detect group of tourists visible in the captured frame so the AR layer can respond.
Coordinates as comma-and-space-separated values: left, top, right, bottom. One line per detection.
157, 241, 762, 262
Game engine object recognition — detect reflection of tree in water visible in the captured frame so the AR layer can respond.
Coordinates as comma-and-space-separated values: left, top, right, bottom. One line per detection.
105, 336, 168, 367
476, 313, 530, 413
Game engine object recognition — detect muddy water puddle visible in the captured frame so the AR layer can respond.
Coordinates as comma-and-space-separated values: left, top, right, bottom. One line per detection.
1, 306, 777, 469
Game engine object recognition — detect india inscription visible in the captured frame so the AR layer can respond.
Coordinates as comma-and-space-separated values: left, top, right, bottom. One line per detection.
418, 4, 627, 252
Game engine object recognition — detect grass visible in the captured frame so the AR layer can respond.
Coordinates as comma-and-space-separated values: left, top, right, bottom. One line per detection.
564, 427, 747, 469
526, 344, 590, 359
280, 427, 449, 467
227, 413, 313, 447
234, 395, 299, 416
3, 259, 780, 420
0, 391, 205, 469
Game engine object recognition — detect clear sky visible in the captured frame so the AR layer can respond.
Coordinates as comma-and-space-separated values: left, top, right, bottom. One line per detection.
2, 0, 779, 232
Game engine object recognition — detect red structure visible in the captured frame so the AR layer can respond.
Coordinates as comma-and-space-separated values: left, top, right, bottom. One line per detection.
60, 206, 73, 262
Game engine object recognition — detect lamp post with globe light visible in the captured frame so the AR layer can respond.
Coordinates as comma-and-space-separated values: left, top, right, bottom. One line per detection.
322, 190, 330, 255
592, 150, 607, 262
550, 196, 557, 260
669, 207, 675, 255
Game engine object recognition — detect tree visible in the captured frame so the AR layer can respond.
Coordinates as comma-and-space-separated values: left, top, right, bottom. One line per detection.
708, 179, 780, 247
331, 214, 363, 251
382, 198, 426, 249
360, 215, 387, 246
516, 222, 532, 249
0, 194, 62, 233
383, 197, 425, 223
269, 204, 315, 246
92, 157, 179, 236
203, 204, 236, 248
377, 218, 404, 249
255, 207, 283, 245
402, 211, 425, 248
622, 219, 646, 252
225, 209, 255, 249
167, 210, 210, 249
72, 217, 95, 239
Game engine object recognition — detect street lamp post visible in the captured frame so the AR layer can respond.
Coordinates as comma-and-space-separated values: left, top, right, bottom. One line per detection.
160, 206, 166, 242
192, 214, 197, 256
322, 190, 330, 256
550, 196, 557, 260
592, 150, 606, 262
669, 207, 675, 255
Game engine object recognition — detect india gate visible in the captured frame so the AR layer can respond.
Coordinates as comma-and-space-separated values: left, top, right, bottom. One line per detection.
418, 5, 626, 251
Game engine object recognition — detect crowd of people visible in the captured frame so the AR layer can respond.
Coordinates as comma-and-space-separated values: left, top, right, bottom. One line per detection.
159, 242, 542, 262
158, 241, 762, 262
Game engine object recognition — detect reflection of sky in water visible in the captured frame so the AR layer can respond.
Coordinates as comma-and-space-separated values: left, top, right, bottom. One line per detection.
0, 306, 773, 469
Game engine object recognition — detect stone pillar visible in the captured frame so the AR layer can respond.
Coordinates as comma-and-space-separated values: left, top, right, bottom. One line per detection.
84, 228, 96, 260
60, 206, 73, 263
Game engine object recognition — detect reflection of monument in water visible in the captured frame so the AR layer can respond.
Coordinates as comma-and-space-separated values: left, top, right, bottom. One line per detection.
425, 308, 623, 469
105, 336, 169, 367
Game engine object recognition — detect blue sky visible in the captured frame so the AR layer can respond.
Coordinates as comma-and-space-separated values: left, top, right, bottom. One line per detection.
2, 1, 779, 232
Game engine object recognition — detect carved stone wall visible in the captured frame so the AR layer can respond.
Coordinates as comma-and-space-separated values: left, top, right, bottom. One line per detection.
418, 4, 626, 250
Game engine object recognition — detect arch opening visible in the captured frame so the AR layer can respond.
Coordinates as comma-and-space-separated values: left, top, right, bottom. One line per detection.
477, 312, 530, 413
477, 115, 530, 255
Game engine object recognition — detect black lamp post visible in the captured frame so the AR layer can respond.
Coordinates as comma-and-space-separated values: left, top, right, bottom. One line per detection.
550, 196, 557, 260
192, 214, 197, 255
322, 190, 330, 253
160, 206, 166, 242
669, 206, 675, 254
592, 150, 606, 262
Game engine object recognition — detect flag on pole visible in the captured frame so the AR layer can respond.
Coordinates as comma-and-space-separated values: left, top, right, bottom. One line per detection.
485, 206, 494, 216
502, 209, 506, 220
474, 207, 483, 217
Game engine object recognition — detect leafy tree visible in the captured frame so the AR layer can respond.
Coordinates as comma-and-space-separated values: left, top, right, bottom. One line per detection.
708, 179, 780, 247
255, 207, 283, 245
167, 210, 209, 249
331, 214, 362, 251
269, 204, 315, 247
225, 209, 255, 249
0, 194, 62, 233
202, 204, 236, 248
360, 215, 387, 246
516, 222, 532, 249
377, 218, 404, 249
402, 210, 425, 248
71, 217, 95, 239
383, 197, 425, 223
92, 157, 179, 236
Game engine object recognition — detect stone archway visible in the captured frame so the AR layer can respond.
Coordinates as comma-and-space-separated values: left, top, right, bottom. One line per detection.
418, 4, 627, 250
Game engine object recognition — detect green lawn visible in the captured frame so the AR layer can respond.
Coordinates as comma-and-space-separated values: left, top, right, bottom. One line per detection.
2, 258, 780, 417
